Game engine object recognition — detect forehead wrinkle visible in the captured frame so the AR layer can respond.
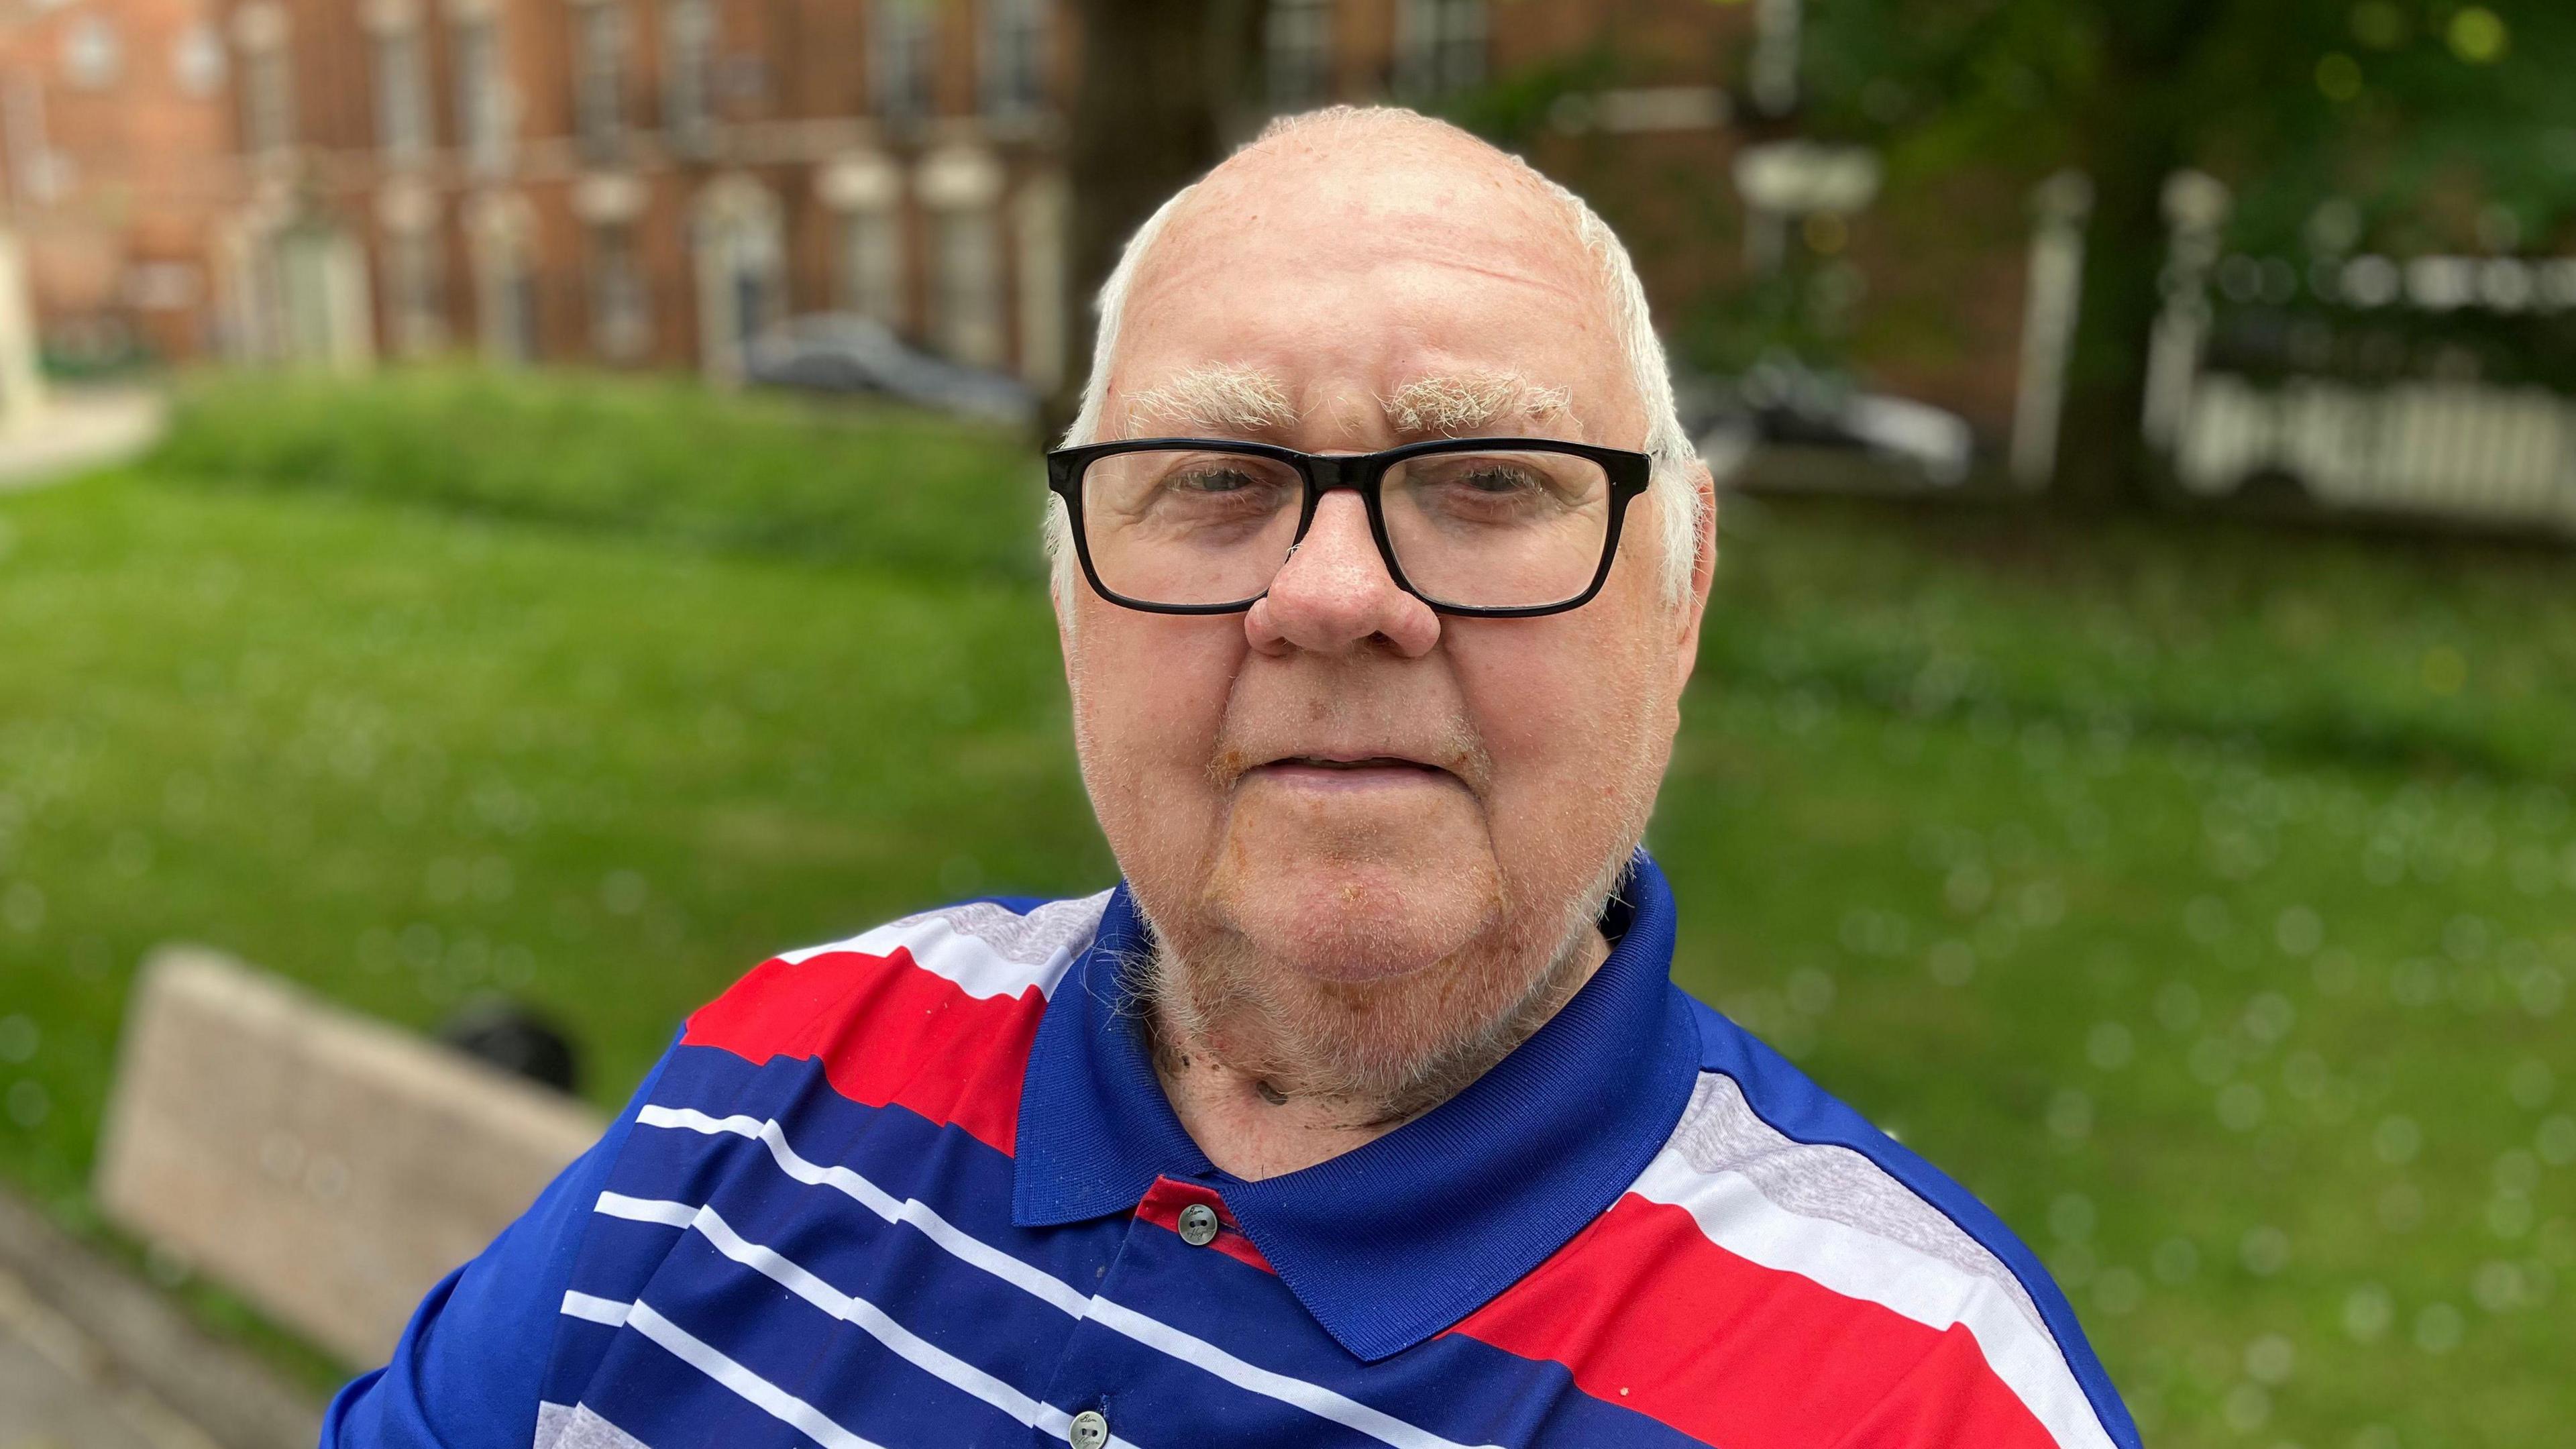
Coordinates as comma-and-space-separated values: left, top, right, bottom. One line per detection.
1118, 363, 1301, 439
1381, 370, 1579, 440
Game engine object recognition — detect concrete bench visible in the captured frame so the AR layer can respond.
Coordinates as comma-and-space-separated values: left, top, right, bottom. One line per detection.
95, 947, 606, 1368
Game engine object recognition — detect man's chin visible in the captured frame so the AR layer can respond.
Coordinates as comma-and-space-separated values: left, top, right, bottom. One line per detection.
1203, 851, 1504, 986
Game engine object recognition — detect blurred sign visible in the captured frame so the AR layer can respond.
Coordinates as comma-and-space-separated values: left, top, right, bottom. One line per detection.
94, 948, 604, 1366
1731, 140, 1882, 217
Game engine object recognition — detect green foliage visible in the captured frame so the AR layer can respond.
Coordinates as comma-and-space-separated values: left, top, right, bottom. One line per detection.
147, 366, 1051, 584
1801, 0, 2576, 250
1677, 264, 1862, 376
1433, 42, 1620, 151
1, 374, 2570, 1437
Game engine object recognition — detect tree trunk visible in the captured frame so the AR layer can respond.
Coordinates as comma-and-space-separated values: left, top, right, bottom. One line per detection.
2049, 0, 2222, 508
1053, 0, 1267, 433
2050, 131, 2178, 509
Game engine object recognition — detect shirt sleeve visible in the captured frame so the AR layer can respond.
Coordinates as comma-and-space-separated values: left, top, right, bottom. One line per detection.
317, 1036, 679, 1449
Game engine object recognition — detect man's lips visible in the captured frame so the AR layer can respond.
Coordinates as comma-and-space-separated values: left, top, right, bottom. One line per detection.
1245, 754, 1458, 788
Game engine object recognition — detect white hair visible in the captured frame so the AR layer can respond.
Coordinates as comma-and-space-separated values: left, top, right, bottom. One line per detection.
1046, 105, 1706, 610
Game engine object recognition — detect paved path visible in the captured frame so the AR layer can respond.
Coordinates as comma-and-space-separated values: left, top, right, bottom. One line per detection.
0, 388, 166, 492
0, 1193, 320, 1449
0, 1263, 215, 1449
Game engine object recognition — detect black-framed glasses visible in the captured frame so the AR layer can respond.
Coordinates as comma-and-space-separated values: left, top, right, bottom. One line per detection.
1045, 437, 1654, 618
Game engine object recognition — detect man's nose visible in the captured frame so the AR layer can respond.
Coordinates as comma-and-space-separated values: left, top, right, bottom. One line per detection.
1244, 491, 1441, 658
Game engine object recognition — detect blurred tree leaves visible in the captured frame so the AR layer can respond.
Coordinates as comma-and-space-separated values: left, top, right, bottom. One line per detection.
1795, 0, 2576, 503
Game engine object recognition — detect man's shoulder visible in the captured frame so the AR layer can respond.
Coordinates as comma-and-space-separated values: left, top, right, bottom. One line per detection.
696, 890, 1116, 1024
1662, 991, 2076, 1360
1457, 994, 2137, 1449
668, 891, 1115, 1153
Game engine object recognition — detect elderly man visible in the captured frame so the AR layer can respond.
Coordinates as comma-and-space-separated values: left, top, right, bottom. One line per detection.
327, 109, 2136, 1449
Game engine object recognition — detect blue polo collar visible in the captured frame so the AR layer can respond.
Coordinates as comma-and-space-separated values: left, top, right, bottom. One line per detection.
1012, 852, 1703, 1363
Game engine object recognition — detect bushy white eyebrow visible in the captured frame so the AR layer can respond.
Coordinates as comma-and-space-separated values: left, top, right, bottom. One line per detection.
1120, 365, 1301, 437
1380, 371, 1575, 439
1120, 366, 1575, 443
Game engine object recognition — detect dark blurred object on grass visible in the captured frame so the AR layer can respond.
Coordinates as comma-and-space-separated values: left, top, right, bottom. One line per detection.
744, 315, 1040, 431
435, 998, 580, 1096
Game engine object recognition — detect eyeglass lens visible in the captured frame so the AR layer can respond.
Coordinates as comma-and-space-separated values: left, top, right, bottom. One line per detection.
1077, 447, 1614, 610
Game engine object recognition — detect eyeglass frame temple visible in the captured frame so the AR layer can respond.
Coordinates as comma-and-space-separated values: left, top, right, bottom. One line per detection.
1043, 435, 1654, 619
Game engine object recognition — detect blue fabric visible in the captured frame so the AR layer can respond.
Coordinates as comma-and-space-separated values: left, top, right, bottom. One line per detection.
549, 1049, 1697, 1449
325, 1028, 1700, 1449
1012, 852, 1703, 1362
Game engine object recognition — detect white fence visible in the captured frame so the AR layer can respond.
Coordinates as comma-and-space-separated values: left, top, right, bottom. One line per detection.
2175, 375, 2576, 531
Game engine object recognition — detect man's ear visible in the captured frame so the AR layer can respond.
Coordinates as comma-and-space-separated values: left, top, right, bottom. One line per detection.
1052, 574, 1083, 695
1670, 460, 1719, 696
1046, 498, 1083, 687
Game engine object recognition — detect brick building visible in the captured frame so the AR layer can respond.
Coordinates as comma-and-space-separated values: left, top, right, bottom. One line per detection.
0, 0, 2053, 456
0, 0, 237, 363
201, 0, 1789, 396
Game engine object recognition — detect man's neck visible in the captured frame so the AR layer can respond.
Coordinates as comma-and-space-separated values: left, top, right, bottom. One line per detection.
1148, 925, 1613, 1181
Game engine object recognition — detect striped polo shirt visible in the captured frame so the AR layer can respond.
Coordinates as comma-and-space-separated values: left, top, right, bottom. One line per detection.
323, 855, 2138, 1449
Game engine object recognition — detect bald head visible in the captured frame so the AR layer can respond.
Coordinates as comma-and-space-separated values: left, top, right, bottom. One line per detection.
1056, 107, 1704, 604
1142, 111, 1621, 327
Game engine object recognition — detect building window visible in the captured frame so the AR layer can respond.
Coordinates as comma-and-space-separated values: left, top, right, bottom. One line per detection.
240, 42, 292, 154
839, 207, 903, 327
574, 0, 629, 156
453, 16, 509, 174
1012, 175, 1065, 390
482, 246, 537, 363
374, 26, 430, 160
932, 206, 1002, 368
62, 14, 122, 90
1393, 0, 1484, 101
590, 224, 650, 360
871, 0, 934, 121
172, 23, 226, 97
662, 0, 714, 149
981, 0, 1043, 118
384, 225, 445, 356
1266, 0, 1332, 109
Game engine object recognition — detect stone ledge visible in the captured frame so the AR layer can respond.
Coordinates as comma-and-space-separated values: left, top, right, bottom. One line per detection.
95, 945, 606, 1370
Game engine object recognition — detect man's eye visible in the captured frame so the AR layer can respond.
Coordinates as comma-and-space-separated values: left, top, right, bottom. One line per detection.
1456, 466, 1543, 494
1170, 467, 1262, 494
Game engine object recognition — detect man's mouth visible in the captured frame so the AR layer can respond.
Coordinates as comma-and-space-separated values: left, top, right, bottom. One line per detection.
1249, 754, 1455, 788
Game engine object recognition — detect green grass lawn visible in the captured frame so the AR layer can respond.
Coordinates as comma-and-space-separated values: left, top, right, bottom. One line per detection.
3, 368, 2569, 1442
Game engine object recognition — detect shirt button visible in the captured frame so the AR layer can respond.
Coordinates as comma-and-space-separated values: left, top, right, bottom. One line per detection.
1177, 1202, 1220, 1246
1069, 1409, 1110, 1449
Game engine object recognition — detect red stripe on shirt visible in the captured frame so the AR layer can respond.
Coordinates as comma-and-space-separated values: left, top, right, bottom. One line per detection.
1450, 1195, 2057, 1449
683, 947, 1041, 1157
